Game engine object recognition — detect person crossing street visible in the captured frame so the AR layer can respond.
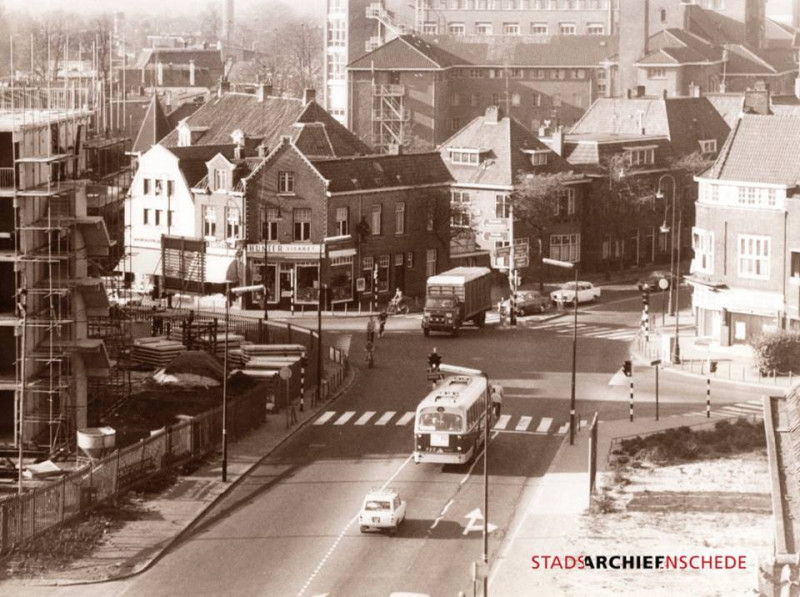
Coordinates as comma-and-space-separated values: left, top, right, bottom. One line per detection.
378, 310, 388, 338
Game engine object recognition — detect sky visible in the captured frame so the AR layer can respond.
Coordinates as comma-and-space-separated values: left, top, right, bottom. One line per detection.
5, 0, 326, 18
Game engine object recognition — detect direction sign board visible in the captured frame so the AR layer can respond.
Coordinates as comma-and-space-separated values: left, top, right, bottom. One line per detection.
514, 254, 529, 268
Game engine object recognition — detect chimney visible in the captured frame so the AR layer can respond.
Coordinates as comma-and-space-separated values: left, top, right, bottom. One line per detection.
303, 88, 316, 104
157, 61, 164, 86
484, 105, 500, 124
551, 126, 564, 157
189, 59, 196, 86
217, 78, 231, 99
256, 83, 266, 102
234, 145, 243, 160
387, 143, 402, 155
744, 82, 771, 115
662, 89, 668, 100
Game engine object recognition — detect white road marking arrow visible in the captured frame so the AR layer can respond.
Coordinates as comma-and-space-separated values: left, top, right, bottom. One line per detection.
462, 508, 498, 536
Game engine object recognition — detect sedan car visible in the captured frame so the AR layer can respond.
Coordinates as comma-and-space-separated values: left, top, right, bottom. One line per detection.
636, 270, 673, 292
501, 290, 551, 316
550, 281, 601, 305
359, 488, 406, 534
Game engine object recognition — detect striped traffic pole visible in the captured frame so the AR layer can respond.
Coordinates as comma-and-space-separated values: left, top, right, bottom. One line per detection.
706, 375, 711, 418
300, 356, 305, 412
629, 379, 634, 422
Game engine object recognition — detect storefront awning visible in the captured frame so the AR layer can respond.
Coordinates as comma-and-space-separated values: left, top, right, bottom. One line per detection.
684, 275, 728, 290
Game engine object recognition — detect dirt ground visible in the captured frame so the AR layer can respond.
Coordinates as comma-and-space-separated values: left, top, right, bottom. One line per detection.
549, 450, 773, 597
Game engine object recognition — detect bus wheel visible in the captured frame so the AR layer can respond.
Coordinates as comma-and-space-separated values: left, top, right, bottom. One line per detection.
423, 328, 430, 337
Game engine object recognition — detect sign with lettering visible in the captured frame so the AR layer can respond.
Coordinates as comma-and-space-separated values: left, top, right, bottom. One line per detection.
247, 243, 322, 255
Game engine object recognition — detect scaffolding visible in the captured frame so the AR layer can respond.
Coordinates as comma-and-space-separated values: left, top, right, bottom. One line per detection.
372, 84, 409, 152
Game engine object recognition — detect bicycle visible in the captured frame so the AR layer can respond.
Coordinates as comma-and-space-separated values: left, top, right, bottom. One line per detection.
386, 298, 409, 315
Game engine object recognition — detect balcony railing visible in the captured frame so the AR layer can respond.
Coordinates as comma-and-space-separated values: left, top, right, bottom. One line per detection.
365, 2, 387, 19
0, 168, 14, 191
373, 84, 405, 97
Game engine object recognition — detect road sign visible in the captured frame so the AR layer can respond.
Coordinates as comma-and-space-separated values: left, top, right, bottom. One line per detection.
279, 366, 292, 380
462, 508, 497, 536
514, 254, 529, 269
494, 245, 512, 257
658, 278, 670, 290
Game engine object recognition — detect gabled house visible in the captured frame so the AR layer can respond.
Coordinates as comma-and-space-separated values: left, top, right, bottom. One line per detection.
558, 95, 731, 272
690, 114, 800, 344
439, 106, 589, 278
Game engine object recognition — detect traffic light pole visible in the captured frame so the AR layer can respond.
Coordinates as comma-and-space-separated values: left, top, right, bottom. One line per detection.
569, 266, 578, 445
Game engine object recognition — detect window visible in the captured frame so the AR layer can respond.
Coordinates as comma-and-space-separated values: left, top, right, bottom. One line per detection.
155, 210, 162, 227
422, 21, 438, 34
737, 186, 778, 207
555, 188, 576, 215
491, 93, 500, 106
377, 255, 390, 292
699, 139, 717, 154
531, 23, 548, 35
496, 194, 511, 218
328, 18, 346, 47
503, 23, 520, 35
449, 22, 466, 34
371, 204, 382, 236
154, 179, 163, 196
451, 191, 471, 227
426, 249, 437, 277
587, 23, 605, 35
531, 150, 548, 166
509, 68, 524, 79
489, 68, 504, 79
532, 93, 542, 107
791, 251, 800, 279
395, 202, 405, 234
426, 206, 434, 231
625, 147, 656, 166
263, 208, 280, 240
476, 22, 492, 34
143, 208, 150, 225
203, 206, 217, 238
560, 23, 577, 35
395, 253, 403, 267
470, 93, 479, 107
451, 93, 461, 107
214, 169, 227, 191
278, 171, 295, 193
226, 206, 241, 240
407, 251, 415, 268
363, 256, 374, 293
143, 178, 151, 195
738, 235, 770, 280
536, 69, 546, 79
692, 228, 714, 274
336, 207, 349, 236
327, 52, 345, 80
550, 233, 580, 262
167, 180, 174, 197
648, 68, 668, 79
293, 208, 312, 241
511, 93, 521, 107
449, 149, 480, 165
470, 69, 484, 79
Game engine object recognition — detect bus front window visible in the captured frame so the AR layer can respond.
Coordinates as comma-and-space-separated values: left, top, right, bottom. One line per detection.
418, 412, 463, 432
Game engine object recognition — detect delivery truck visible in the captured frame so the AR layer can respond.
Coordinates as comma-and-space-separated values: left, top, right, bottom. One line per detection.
422, 267, 492, 336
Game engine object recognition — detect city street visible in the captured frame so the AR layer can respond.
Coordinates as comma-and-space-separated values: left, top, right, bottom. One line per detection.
8, 287, 762, 597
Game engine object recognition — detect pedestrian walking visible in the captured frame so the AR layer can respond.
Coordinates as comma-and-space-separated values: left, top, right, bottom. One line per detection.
491, 385, 504, 419
378, 310, 388, 338
366, 315, 376, 344
498, 298, 507, 326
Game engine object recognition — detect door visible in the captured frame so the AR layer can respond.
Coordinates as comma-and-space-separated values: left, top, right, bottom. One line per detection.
279, 264, 294, 308
393, 253, 405, 293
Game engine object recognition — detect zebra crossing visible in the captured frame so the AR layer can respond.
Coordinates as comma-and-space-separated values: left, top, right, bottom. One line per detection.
527, 320, 639, 341
672, 399, 764, 419
312, 410, 567, 435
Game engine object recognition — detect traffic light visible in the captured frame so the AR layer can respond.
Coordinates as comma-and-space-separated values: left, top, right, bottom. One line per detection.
642, 289, 649, 307
300, 354, 309, 368
622, 360, 632, 377
709, 360, 718, 374
428, 349, 442, 371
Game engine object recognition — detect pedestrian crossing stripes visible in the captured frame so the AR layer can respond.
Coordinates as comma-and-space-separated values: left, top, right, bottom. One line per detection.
311, 410, 566, 435
673, 400, 763, 419
528, 321, 638, 341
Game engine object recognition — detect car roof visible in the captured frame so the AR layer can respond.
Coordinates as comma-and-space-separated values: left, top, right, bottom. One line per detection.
365, 488, 399, 500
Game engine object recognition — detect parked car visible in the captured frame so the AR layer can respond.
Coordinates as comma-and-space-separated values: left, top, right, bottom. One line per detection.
550, 281, 601, 305
359, 488, 407, 534
636, 270, 673, 292
501, 290, 551, 316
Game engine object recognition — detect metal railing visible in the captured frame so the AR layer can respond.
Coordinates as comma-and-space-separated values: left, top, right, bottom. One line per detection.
0, 168, 14, 191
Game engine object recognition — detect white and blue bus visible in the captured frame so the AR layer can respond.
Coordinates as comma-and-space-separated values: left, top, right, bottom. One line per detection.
413, 375, 490, 464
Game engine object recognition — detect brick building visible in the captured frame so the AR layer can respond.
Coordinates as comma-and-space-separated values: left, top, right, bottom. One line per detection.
690, 114, 800, 344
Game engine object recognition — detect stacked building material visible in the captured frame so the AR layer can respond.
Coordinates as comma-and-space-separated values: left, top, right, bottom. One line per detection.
132, 337, 186, 367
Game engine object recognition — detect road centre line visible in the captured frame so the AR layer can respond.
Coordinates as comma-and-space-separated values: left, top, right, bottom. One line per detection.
296, 454, 413, 597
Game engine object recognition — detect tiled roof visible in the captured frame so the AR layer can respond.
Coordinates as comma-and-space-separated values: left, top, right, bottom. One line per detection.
725, 45, 798, 75
704, 115, 800, 185
159, 92, 369, 157
311, 153, 453, 193
132, 94, 172, 154
169, 144, 238, 188
166, 101, 203, 130
439, 113, 572, 187
638, 29, 723, 65
348, 33, 617, 69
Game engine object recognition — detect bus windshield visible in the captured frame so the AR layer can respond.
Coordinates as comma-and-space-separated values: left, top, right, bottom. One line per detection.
418, 410, 463, 432
425, 297, 456, 310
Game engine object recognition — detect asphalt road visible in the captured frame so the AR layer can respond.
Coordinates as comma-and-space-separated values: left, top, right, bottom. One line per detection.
13, 286, 762, 597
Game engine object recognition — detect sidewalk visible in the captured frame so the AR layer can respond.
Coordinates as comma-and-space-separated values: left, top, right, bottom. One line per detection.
9, 369, 355, 588
489, 411, 759, 595
633, 308, 796, 389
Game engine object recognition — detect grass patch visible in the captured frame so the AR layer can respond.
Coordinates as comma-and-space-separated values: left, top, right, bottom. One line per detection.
617, 419, 765, 464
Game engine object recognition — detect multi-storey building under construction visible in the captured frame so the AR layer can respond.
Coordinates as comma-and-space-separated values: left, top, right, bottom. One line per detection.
0, 87, 129, 456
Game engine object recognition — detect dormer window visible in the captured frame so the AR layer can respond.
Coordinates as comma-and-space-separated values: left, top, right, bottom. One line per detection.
178, 125, 191, 147
231, 129, 245, 147
530, 150, 549, 166
214, 169, 228, 191
699, 139, 717, 154
448, 149, 480, 165
624, 146, 656, 166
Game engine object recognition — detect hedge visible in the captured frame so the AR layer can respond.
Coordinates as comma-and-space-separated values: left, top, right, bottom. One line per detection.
749, 330, 800, 375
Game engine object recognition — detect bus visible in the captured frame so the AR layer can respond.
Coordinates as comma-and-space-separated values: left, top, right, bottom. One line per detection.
413, 374, 490, 464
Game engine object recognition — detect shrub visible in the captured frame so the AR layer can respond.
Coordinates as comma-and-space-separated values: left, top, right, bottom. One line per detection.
749, 330, 800, 375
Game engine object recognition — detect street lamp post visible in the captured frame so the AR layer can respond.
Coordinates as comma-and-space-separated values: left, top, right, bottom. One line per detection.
657, 174, 681, 364
543, 258, 578, 445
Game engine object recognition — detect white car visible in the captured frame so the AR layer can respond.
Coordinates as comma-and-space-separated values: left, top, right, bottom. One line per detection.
359, 488, 407, 534
550, 281, 601, 305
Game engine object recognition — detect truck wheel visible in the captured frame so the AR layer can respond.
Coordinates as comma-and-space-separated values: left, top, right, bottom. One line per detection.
360, 525, 367, 533
423, 328, 430, 337
476, 312, 486, 327
452, 326, 459, 337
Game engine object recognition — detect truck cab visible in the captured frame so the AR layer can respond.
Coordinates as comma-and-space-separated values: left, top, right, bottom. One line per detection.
422, 294, 461, 336
422, 267, 492, 336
